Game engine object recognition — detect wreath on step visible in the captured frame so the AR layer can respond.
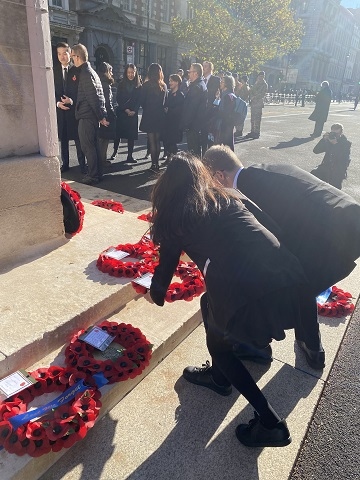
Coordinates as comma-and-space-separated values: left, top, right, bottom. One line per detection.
60, 182, 85, 235
91, 200, 124, 214
64, 321, 153, 384
317, 285, 355, 317
96, 238, 205, 302
0, 366, 101, 457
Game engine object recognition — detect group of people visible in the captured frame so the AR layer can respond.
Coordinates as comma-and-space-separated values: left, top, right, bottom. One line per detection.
149, 145, 360, 449
54, 45, 271, 181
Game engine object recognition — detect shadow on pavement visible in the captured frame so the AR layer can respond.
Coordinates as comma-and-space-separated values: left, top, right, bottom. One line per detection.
269, 137, 314, 150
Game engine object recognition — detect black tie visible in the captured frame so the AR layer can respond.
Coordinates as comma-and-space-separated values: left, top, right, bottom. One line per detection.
63, 67, 68, 92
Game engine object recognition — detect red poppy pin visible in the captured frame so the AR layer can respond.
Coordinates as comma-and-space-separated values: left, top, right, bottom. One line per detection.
72, 75, 77, 81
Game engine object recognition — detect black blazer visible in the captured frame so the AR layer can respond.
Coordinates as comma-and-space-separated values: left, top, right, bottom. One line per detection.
150, 196, 306, 343
180, 77, 207, 131
206, 75, 220, 105
237, 163, 360, 293
53, 64, 81, 140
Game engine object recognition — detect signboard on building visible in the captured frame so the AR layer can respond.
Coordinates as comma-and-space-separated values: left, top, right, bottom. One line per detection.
126, 45, 134, 65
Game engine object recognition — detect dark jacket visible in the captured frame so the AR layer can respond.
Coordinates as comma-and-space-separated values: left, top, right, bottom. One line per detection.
309, 85, 332, 123
98, 78, 116, 139
54, 64, 80, 140
139, 81, 167, 133
205, 75, 221, 105
162, 90, 185, 144
116, 82, 141, 139
237, 163, 360, 294
180, 77, 208, 132
75, 62, 106, 122
150, 197, 306, 344
311, 134, 351, 189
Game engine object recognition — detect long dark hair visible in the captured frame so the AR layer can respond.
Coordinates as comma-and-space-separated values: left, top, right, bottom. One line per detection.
98, 62, 114, 85
146, 63, 166, 92
151, 152, 235, 243
118, 63, 141, 89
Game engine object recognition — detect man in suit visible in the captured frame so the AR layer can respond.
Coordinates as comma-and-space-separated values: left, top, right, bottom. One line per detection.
244, 71, 268, 139
203, 144, 360, 370
180, 63, 207, 157
70, 44, 108, 185
54, 42, 86, 174
201, 61, 220, 152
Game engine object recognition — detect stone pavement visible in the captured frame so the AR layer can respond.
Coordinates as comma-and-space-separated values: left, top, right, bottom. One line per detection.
35, 183, 359, 480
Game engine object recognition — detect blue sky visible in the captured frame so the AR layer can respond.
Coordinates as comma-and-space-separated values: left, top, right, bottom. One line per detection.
341, 0, 360, 7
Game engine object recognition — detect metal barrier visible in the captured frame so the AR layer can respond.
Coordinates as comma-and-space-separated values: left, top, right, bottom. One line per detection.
264, 93, 316, 105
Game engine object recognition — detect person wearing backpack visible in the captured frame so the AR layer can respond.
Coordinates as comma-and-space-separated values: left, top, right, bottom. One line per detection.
215, 75, 238, 151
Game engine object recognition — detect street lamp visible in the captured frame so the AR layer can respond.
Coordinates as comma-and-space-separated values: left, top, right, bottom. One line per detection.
339, 53, 350, 100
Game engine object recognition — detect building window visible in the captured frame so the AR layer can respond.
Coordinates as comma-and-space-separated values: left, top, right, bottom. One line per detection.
299, 1, 308, 13
51, 0, 63, 7
187, 3, 194, 20
122, 0, 133, 12
163, 0, 170, 22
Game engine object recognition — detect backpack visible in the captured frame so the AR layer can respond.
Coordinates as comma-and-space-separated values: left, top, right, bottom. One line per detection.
231, 94, 248, 125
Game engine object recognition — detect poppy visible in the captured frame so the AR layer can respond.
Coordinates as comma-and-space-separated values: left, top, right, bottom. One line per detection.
0, 420, 12, 445
45, 420, 70, 441
26, 421, 47, 440
53, 405, 78, 423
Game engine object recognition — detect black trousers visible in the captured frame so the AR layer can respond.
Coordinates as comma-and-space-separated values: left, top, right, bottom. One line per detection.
60, 131, 85, 170
186, 129, 202, 157
78, 118, 102, 180
313, 121, 325, 137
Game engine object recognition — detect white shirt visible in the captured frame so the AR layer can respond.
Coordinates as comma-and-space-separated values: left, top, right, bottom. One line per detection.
233, 167, 243, 188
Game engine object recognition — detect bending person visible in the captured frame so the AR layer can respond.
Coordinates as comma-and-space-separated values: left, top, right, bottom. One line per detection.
203, 144, 360, 369
150, 152, 310, 448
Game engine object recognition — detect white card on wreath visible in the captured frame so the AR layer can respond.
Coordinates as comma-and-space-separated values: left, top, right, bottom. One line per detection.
133, 272, 153, 289
104, 249, 129, 260
0, 370, 37, 401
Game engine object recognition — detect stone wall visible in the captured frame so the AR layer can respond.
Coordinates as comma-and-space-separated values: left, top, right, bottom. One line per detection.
0, 0, 65, 269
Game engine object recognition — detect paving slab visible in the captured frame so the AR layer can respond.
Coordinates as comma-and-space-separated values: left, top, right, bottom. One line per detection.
39, 325, 325, 480
271, 262, 360, 379
0, 204, 152, 377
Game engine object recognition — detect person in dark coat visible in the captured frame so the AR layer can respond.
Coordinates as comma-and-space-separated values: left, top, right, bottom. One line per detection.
309, 81, 332, 137
311, 123, 351, 189
180, 63, 208, 157
112, 64, 142, 163
71, 43, 108, 185
54, 42, 86, 174
162, 74, 185, 162
139, 63, 167, 173
149, 152, 311, 447
201, 61, 221, 152
215, 75, 236, 151
203, 145, 360, 369
97, 62, 116, 166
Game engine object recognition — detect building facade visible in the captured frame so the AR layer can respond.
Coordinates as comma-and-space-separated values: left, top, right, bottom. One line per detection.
48, 0, 187, 78
288, 0, 360, 94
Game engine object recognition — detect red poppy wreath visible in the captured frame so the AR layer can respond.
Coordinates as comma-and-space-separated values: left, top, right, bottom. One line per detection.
60, 181, 85, 235
64, 321, 153, 384
132, 260, 205, 303
0, 366, 101, 457
91, 199, 124, 214
317, 285, 355, 317
96, 238, 159, 278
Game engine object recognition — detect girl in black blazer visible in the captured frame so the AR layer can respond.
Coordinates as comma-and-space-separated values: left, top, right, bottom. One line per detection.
149, 152, 308, 447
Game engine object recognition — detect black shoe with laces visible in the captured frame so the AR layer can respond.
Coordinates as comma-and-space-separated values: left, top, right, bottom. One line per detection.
296, 340, 325, 370
235, 412, 291, 448
183, 361, 232, 396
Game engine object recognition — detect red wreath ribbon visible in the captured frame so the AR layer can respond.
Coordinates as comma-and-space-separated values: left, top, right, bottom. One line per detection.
0, 366, 101, 457
96, 238, 159, 278
317, 286, 355, 317
64, 321, 152, 384
91, 199, 124, 214
61, 181, 85, 235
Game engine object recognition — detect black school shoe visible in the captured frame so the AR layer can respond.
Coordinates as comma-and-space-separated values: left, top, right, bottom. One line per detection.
183, 361, 232, 396
236, 412, 291, 448
297, 340, 325, 370
234, 343, 273, 364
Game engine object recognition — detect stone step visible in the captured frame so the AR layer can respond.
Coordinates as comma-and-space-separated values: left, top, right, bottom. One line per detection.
0, 294, 202, 480
0, 202, 153, 379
